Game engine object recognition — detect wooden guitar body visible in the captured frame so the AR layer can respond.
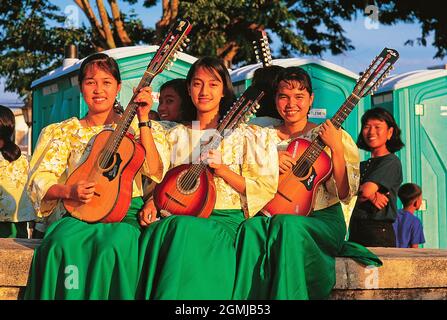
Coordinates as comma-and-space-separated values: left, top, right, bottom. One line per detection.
262, 47, 400, 217
153, 164, 216, 218
262, 138, 332, 216
64, 130, 145, 223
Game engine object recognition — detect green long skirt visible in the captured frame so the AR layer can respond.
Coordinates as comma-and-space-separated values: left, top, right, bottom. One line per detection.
137, 209, 245, 300
24, 197, 144, 300
232, 203, 382, 300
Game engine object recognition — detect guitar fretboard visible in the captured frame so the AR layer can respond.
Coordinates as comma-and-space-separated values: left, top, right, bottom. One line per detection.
292, 93, 360, 175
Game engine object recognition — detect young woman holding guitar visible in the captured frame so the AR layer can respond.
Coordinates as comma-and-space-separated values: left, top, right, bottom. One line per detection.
233, 66, 382, 299
136, 56, 279, 299
24, 53, 157, 299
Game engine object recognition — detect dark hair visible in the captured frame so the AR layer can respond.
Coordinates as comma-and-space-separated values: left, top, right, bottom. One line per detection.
185, 56, 236, 121
398, 183, 422, 207
78, 53, 124, 114
274, 66, 313, 96
357, 107, 405, 153
0, 105, 21, 162
149, 110, 160, 121
159, 78, 192, 122
252, 65, 284, 119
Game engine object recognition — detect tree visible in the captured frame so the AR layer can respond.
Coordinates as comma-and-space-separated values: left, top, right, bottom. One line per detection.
0, 0, 154, 100
144, 0, 356, 68
0, 0, 92, 99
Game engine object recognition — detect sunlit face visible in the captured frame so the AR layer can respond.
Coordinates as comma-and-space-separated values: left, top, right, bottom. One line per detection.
81, 66, 121, 114
362, 118, 393, 151
188, 66, 224, 115
415, 194, 423, 209
157, 87, 182, 121
275, 80, 314, 124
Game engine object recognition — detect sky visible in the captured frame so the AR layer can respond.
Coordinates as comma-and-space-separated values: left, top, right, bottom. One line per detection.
1, 1, 446, 105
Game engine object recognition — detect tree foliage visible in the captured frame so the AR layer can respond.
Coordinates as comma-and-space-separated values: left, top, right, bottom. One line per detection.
144, 0, 356, 68
1, 0, 447, 99
0, 0, 154, 99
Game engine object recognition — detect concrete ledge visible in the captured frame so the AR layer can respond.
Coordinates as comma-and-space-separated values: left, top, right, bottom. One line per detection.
0, 238, 41, 300
332, 247, 447, 299
1, 239, 447, 299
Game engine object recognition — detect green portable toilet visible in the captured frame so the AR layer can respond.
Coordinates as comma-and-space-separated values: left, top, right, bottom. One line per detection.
31, 45, 197, 149
373, 69, 447, 248
230, 58, 372, 141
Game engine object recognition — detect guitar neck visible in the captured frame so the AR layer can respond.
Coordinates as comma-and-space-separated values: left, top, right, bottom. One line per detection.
300, 93, 361, 164
106, 73, 156, 154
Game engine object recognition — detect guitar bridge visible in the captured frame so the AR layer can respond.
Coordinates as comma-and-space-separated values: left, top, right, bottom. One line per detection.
166, 193, 187, 208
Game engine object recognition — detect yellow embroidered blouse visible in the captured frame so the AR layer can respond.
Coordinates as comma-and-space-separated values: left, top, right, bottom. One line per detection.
151, 123, 279, 218
27, 117, 161, 221
0, 153, 35, 222
268, 125, 360, 225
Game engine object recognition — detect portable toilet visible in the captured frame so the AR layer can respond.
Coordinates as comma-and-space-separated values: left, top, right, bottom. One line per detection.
31, 45, 197, 149
230, 58, 372, 141
373, 69, 447, 249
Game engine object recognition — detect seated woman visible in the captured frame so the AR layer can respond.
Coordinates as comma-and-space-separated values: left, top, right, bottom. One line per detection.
0, 105, 35, 238
233, 66, 382, 299
136, 56, 279, 299
24, 53, 159, 299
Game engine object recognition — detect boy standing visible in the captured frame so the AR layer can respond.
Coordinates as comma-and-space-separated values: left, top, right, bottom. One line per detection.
393, 183, 426, 248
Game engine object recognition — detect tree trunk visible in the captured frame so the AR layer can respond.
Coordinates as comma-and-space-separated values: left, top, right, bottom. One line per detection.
96, 0, 116, 48
155, 0, 179, 41
217, 41, 240, 69
108, 0, 132, 46
74, 0, 108, 48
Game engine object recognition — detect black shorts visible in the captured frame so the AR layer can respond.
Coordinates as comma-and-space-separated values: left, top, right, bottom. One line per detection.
348, 219, 396, 247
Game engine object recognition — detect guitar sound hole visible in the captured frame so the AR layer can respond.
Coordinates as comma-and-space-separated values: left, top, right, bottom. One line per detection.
293, 164, 311, 179
177, 170, 200, 195
99, 153, 115, 170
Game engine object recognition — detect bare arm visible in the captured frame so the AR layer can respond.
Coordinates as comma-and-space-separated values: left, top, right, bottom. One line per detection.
44, 181, 96, 203
319, 120, 349, 200
134, 87, 164, 179
206, 149, 246, 194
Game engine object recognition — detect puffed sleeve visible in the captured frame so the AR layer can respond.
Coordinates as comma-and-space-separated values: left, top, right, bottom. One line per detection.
240, 125, 279, 217
132, 118, 172, 183
27, 122, 71, 217
325, 129, 360, 204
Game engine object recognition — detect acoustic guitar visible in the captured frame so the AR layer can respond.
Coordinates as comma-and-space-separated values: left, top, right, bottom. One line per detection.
64, 20, 192, 223
262, 47, 400, 216
153, 86, 264, 218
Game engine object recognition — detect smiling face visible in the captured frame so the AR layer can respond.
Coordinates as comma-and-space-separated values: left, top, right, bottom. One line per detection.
188, 66, 224, 116
362, 118, 394, 154
275, 80, 314, 125
81, 65, 121, 115
157, 87, 182, 121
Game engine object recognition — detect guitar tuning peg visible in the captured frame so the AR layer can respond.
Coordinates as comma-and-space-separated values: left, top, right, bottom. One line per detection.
185, 37, 191, 43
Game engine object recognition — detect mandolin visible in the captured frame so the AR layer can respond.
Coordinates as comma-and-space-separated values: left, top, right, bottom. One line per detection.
262, 48, 400, 216
64, 20, 192, 223
153, 86, 264, 218
252, 29, 273, 67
